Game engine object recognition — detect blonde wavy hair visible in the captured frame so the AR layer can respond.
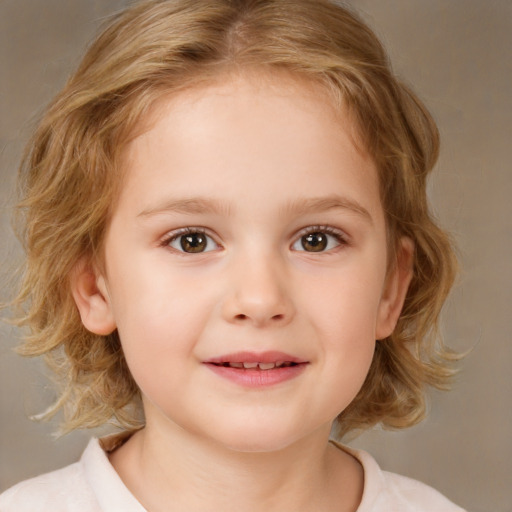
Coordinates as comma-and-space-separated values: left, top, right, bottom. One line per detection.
12, 0, 458, 436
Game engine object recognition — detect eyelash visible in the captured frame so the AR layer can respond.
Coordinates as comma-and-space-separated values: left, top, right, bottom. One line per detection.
160, 227, 219, 254
292, 225, 349, 252
160, 225, 349, 254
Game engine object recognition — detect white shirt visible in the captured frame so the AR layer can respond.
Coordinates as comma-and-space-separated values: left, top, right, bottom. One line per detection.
0, 436, 466, 511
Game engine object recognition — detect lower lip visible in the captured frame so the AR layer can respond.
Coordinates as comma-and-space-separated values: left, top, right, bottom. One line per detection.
204, 363, 307, 388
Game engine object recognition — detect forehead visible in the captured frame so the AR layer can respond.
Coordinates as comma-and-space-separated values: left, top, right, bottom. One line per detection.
129, 69, 367, 158
116, 71, 382, 223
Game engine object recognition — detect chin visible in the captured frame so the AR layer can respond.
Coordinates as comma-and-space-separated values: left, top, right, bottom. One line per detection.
206, 420, 318, 454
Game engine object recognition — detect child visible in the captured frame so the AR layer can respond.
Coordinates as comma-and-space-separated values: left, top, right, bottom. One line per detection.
1, 0, 465, 510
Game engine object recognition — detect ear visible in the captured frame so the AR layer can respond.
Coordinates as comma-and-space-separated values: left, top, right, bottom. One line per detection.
70, 260, 116, 335
375, 237, 414, 340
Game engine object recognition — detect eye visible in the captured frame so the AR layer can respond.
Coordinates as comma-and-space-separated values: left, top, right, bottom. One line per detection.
165, 229, 219, 254
291, 226, 347, 253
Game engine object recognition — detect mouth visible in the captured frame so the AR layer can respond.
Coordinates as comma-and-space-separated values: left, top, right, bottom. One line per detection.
205, 351, 307, 368
211, 361, 299, 370
204, 351, 308, 387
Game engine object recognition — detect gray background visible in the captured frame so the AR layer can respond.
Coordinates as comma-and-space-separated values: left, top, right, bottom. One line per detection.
0, 1, 510, 511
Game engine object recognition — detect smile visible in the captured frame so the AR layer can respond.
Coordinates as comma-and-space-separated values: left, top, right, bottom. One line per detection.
213, 361, 298, 370
204, 351, 308, 387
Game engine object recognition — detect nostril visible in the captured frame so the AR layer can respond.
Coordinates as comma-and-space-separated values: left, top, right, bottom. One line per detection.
233, 313, 285, 322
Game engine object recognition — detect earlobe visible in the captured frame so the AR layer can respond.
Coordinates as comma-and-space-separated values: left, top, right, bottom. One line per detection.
375, 237, 414, 340
70, 261, 116, 335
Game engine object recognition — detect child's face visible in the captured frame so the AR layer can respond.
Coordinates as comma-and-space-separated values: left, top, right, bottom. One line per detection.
75, 72, 411, 451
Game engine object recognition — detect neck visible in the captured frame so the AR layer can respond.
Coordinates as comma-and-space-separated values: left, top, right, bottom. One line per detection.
109, 420, 363, 512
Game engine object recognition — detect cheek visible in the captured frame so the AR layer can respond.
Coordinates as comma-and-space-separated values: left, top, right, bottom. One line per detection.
300, 264, 384, 387
303, 264, 386, 339
107, 265, 216, 381
298, 283, 378, 420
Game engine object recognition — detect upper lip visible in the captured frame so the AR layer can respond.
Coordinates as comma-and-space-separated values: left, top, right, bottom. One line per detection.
204, 351, 308, 365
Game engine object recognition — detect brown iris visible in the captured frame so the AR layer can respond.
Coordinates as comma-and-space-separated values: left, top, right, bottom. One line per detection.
180, 233, 207, 253
301, 232, 327, 252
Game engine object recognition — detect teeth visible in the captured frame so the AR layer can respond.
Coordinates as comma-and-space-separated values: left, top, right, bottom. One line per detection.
258, 362, 276, 370
223, 361, 294, 370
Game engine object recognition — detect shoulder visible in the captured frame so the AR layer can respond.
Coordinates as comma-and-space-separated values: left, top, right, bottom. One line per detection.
0, 460, 99, 512
378, 470, 466, 512
332, 442, 466, 512
0, 435, 145, 512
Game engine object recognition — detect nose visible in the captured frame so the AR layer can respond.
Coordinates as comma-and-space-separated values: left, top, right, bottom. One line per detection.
221, 251, 295, 328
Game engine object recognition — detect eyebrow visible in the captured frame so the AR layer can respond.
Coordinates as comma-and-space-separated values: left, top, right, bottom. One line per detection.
138, 197, 232, 217
138, 194, 372, 223
282, 195, 373, 223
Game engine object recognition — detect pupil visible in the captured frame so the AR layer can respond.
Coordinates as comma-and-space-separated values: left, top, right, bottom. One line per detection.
181, 233, 206, 253
302, 232, 327, 252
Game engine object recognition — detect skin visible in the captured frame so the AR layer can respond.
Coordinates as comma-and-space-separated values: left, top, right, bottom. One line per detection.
72, 71, 413, 512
